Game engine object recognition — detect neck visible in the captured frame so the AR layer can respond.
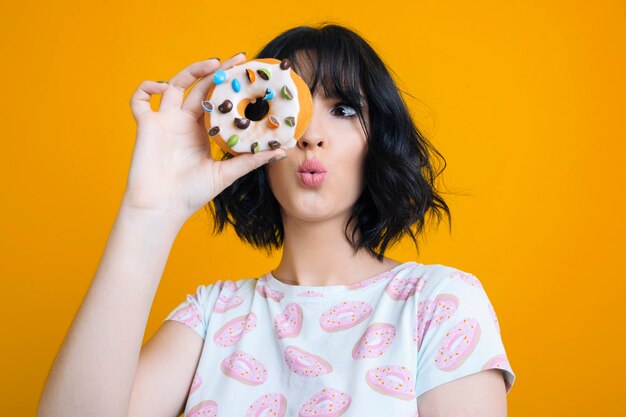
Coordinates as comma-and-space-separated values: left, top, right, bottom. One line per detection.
272, 212, 401, 286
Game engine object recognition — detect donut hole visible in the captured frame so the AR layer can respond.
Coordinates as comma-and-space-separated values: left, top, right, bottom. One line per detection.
244, 97, 270, 121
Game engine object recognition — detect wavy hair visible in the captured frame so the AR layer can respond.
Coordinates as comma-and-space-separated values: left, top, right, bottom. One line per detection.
206, 22, 452, 260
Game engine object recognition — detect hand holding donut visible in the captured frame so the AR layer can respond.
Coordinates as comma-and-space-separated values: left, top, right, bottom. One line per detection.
124, 53, 289, 224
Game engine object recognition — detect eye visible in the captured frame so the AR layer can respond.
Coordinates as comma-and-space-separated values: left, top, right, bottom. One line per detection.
331, 103, 357, 118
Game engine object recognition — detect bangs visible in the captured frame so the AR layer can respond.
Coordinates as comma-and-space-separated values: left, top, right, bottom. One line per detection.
254, 26, 367, 114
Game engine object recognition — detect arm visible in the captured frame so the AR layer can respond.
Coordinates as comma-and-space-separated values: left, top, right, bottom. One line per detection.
417, 369, 508, 417
37, 205, 184, 417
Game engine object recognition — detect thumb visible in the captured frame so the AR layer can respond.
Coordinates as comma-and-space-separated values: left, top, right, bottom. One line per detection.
217, 148, 288, 189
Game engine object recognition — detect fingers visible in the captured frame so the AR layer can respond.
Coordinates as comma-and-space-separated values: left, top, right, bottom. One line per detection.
181, 52, 248, 119
158, 58, 222, 112
214, 148, 288, 191
129, 80, 169, 121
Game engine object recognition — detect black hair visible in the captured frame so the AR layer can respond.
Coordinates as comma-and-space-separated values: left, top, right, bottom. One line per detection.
206, 22, 452, 261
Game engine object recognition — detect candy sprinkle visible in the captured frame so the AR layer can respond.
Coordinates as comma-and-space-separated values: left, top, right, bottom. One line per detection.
201, 101, 214, 112
280, 85, 293, 100
227, 134, 239, 147
213, 70, 227, 84
231, 78, 241, 93
257, 68, 271, 80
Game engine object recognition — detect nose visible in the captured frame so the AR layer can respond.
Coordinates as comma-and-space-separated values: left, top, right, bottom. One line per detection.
297, 135, 325, 150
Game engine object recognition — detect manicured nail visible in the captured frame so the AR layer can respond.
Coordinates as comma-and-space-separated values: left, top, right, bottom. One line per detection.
207, 57, 220, 62
268, 154, 288, 163
156, 80, 167, 83
230, 51, 246, 59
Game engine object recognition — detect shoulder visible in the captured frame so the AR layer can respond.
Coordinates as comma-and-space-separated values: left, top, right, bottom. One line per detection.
416, 263, 487, 299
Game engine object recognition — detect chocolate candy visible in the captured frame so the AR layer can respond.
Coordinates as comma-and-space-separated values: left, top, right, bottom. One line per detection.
227, 134, 239, 147
263, 87, 274, 100
213, 70, 227, 84
234, 117, 250, 129
218, 99, 233, 113
267, 115, 279, 129
280, 85, 293, 100
245, 68, 256, 84
251, 141, 260, 154
268, 140, 281, 150
231, 78, 241, 93
201, 101, 214, 112
208, 126, 220, 136
257, 68, 271, 80
285, 116, 296, 127
279, 59, 291, 70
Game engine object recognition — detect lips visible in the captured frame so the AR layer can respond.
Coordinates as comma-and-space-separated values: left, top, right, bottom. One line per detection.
297, 159, 327, 174
298, 172, 327, 188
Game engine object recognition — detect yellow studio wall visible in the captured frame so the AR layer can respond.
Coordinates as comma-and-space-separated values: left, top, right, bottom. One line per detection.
1, 0, 624, 415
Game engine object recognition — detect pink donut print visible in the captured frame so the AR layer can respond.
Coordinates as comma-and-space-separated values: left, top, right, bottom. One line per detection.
213, 293, 243, 313
352, 323, 396, 359
246, 393, 287, 417
284, 345, 333, 377
256, 283, 284, 302
213, 312, 257, 347
414, 294, 458, 351
170, 302, 202, 330
365, 365, 416, 400
296, 289, 325, 297
482, 354, 513, 392
189, 371, 202, 396
345, 272, 392, 290
435, 318, 481, 371
220, 350, 268, 386
223, 280, 238, 292
187, 400, 218, 417
274, 303, 303, 339
385, 275, 425, 301
449, 271, 483, 289
299, 387, 351, 417
320, 301, 373, 332
487, 300, 501, 334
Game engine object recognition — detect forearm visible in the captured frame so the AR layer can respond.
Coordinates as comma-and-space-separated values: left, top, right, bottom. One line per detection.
37, 204, 184, 417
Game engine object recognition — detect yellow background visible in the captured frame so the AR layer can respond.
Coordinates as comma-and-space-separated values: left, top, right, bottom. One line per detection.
1, 0, 624, 415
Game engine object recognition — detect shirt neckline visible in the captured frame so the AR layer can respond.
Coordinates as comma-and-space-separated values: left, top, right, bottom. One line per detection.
263, 261, 420, 298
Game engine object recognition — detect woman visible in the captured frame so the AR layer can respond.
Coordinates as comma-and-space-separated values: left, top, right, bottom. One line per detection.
38, 24, 516, 417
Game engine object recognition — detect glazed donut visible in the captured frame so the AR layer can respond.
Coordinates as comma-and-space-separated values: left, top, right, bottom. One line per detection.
319, 301, 373, 332
202, 58, 313, 156
220, 350, 268, 386
435, 318, 481, 371
365, 365, 416, 400
284, 345, 333, 377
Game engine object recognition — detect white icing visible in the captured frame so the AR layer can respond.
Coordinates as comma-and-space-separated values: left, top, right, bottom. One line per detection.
207, 61, 301, 153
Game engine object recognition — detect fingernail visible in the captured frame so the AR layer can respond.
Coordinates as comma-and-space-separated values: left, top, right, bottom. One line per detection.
230, 51, 246, 59
207, 57, 220, 62
156, 80, 167, 83
268, 154, 288, 164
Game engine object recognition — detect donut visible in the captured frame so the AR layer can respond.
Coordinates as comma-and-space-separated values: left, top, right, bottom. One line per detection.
319, 301, 373, 332
212, 312, 257, 347
352, 322, 396, 359
187, 400, 218, 417
201, 58, 313, 156
365, 365, 416, 400
220, 350, 268, 386
247, 393, 287, 417
273, 302, 303, 339
434, 318, 481, 371
284, 345, 333, 377
299, 387, 351, 417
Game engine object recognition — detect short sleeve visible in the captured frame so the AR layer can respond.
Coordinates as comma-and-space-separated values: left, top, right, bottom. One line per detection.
162, 283, 217, 340
415, 271, 516, 399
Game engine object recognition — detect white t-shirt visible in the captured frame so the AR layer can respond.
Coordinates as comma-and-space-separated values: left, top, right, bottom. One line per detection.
163, 261, 516, 417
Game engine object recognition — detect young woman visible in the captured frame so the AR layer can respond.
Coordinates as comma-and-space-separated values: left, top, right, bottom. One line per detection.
38, 24, 516, 417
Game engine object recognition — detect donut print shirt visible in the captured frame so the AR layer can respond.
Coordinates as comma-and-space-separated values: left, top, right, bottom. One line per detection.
162, 261, 516, 417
